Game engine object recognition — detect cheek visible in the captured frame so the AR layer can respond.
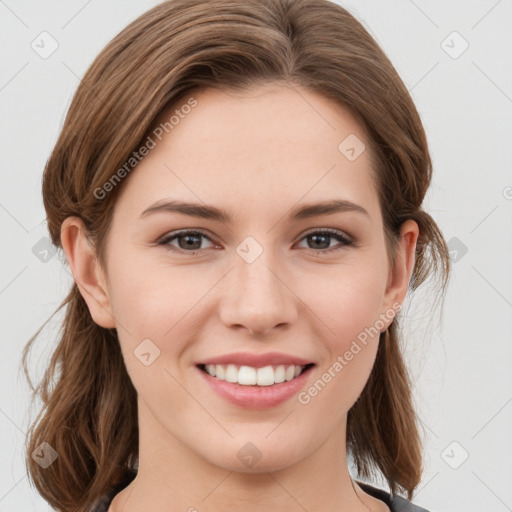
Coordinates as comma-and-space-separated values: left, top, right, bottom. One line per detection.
297, 259, 386, 345
293, 262, 385, 408
109, 248, 387, 355
108, 248, 204, 332
106, 254, 211, 373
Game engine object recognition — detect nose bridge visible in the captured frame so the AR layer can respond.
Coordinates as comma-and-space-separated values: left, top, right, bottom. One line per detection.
219, 237, 297, 333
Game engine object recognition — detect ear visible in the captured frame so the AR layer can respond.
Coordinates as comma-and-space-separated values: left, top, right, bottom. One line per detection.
60, 216, 116, 329
380, 219, 419, 329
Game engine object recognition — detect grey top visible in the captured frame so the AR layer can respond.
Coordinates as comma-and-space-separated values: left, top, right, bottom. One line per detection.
89, 471, 431, 512
357, 481, 431, 512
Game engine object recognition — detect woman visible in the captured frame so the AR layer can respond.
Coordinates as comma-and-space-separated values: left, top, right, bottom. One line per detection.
22, 0, 450, 511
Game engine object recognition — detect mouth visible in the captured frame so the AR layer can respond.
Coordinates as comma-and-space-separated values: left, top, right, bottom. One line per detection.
196, 362, 315, 386
196, 362, 316, 409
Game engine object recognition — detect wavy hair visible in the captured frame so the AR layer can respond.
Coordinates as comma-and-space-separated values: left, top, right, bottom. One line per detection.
22, 0, 451, 510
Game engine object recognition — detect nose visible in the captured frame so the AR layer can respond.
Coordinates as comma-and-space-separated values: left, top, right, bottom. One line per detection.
218, 247, 298, 336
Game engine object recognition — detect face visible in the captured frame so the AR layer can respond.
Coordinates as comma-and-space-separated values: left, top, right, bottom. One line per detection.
67, 82, 416, 474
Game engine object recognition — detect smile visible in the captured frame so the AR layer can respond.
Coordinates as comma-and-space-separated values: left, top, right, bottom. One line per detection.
196, 363, 316, 409
199, 363, 314, 386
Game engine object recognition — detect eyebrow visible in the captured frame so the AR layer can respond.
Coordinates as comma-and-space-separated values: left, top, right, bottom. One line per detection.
139, 198, 369, 223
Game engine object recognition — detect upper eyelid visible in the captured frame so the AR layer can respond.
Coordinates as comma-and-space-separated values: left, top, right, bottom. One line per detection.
158, 228, 214, 243
300, 227, 351, 238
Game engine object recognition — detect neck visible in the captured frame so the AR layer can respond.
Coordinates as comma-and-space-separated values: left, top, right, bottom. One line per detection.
110, 400, 375, 512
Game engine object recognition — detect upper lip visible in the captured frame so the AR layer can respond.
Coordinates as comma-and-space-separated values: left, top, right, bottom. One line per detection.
196, 351, 314, 368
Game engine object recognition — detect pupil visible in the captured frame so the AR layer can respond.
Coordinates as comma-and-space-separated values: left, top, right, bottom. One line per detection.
181, 234, 201, 250
310, 234, 329, 249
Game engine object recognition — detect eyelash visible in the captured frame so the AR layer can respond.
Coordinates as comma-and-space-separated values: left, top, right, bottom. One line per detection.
157, 228, 354, 255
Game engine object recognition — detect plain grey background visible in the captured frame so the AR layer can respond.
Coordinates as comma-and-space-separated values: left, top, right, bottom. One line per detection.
1, 1, 511, 511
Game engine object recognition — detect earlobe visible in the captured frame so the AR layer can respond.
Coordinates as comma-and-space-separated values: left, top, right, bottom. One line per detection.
381, 219, 419, 328
60, 217, 116, 329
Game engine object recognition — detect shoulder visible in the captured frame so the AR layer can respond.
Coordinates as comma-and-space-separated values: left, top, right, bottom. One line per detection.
356, 481, 432, 512
88, 493, 111, 512
88, 488, 120, 512
88, 471, 137, 512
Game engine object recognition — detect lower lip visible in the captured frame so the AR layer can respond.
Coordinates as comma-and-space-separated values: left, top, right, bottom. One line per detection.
196, 365, 314, 409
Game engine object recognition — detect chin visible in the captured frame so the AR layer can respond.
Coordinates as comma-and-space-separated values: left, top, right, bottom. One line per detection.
204, 438, 307, 474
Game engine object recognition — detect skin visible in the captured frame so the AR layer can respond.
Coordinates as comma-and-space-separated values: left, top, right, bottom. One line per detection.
61, 82, 418, 512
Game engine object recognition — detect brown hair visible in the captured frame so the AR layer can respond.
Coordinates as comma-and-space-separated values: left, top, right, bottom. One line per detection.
22, 0, 451, 509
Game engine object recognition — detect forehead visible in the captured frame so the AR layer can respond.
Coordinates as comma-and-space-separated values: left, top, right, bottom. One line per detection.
112, 83, 380, 224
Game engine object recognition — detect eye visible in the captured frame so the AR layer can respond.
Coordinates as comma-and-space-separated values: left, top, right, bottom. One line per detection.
296, 228, 353, 252
158, 230, 216, 254
157, 228, 353, 256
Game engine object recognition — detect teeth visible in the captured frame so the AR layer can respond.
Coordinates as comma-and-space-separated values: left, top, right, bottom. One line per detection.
203, 364, 307, 386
